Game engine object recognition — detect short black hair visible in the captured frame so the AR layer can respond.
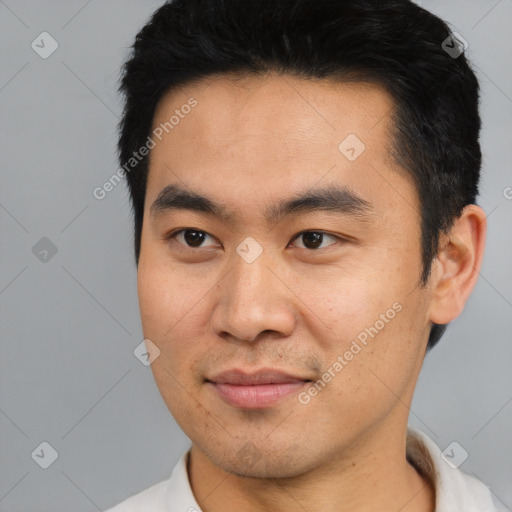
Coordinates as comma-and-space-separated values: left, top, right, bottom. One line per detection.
117, 0, 481, 350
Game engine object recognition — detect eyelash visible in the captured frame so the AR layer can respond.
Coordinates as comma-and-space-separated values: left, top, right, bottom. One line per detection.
164, 228, 344, 251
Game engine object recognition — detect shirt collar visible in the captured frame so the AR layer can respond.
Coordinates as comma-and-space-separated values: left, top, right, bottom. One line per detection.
406, 427, 498, 511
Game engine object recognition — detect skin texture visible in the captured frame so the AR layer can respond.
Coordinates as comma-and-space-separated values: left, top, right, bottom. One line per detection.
137, 73, 486, 512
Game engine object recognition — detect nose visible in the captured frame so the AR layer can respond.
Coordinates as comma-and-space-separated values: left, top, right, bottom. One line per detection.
209, 249, 297, 343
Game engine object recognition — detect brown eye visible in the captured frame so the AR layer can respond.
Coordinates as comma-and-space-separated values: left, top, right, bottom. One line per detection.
301, 232, 323, 249
167, 229, 219, 249
292, 231, 339, 250
182, 230, 206, 247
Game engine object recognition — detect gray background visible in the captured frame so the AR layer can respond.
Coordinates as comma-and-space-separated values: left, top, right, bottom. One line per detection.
0, 0, 511, 510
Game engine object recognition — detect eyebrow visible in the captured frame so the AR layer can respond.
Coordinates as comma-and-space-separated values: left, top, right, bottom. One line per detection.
150, 183, 373, 224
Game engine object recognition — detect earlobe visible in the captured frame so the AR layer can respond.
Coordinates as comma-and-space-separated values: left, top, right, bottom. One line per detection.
428, 205, 487, 325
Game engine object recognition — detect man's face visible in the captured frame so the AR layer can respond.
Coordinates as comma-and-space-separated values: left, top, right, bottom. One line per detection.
138, 73, 434, 478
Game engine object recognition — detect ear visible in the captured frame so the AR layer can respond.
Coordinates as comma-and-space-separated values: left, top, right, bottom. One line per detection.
428, 204, 487, 325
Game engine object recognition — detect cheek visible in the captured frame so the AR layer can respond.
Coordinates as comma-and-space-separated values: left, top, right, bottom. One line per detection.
301, 303, 425, 439
291, 260, 426, 404
138, 258, 211, 336
288, 261, 397, 349
137, 258, 220, 386
137, 261, 211, 419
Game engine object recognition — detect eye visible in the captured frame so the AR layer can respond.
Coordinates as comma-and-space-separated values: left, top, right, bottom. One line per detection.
166, 229, 220, 249
290, 231, 340, 250
166, 228, 343, 251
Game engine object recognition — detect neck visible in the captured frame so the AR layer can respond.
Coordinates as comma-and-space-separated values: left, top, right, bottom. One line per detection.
188, 420, 435, 512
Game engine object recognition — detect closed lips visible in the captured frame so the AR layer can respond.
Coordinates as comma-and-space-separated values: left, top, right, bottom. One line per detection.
207, 369, 312, 385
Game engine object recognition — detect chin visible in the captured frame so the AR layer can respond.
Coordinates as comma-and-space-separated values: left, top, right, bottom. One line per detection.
204, 440, 317, 479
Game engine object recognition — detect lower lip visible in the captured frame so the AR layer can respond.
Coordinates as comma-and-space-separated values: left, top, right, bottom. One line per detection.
208, 381, 308, 409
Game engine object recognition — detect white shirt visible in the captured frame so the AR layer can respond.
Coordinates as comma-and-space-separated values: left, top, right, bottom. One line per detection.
105, 427, 501, 511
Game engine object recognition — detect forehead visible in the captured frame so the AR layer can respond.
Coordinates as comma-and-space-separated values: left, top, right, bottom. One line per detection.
146, 72, 415, 221
152, 72, 396, 154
